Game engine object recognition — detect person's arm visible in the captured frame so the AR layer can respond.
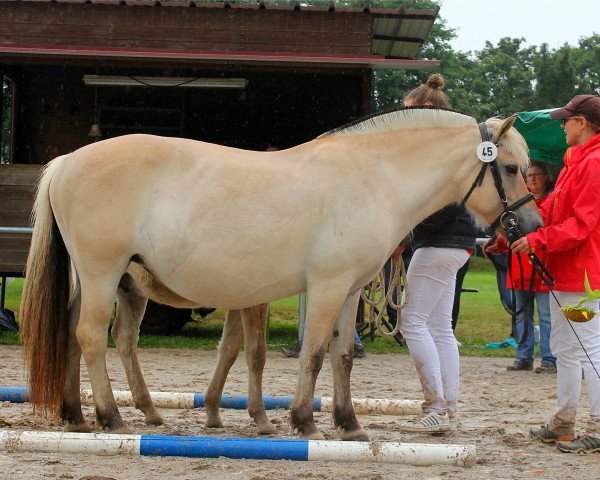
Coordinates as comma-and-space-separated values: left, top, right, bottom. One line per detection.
517, 160, 600, 254
483, 235, 508, 257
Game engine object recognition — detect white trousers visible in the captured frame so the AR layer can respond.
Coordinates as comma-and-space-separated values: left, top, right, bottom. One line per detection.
548, 291, 600, 438
399, 247, 469, 417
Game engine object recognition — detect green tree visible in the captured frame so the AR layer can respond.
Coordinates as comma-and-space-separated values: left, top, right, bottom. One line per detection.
535, 43, 577, 108
572, 34, 600, 96
470, 38, 537, 118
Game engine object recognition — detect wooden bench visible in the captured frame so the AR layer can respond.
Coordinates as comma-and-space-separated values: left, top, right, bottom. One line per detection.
0, 164, 42, 308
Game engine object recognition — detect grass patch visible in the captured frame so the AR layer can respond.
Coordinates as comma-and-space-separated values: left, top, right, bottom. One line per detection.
1, 257, 521, 357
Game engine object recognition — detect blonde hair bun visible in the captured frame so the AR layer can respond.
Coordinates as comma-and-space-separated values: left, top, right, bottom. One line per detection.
426, 73, 445, 90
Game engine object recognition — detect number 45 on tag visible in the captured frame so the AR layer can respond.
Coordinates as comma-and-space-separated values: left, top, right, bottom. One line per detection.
477, 141, 498, 162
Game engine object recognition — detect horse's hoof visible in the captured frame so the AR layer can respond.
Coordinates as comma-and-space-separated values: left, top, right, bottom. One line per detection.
145, 414, 165, 426
340, 427, 369, 442
300, 430, 326, 440
205, 417, 224, 429
256, 422, 277, 435
64, 422, 91, 433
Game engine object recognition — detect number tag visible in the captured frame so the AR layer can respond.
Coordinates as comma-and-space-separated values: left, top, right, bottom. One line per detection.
477, 141, 498, 162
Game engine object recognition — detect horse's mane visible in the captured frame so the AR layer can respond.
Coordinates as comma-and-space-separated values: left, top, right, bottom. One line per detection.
320, 106, 477, 138
320, 106, 529, 169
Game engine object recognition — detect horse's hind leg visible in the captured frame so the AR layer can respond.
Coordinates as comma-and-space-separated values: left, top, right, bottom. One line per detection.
76, 277, 129, 433
204, 309, 244, 429
61, 279, 91, 432
328, 290, 368, 441
112, 274, 164, 426
241, 303, 276, 435
290, 287, 349, 440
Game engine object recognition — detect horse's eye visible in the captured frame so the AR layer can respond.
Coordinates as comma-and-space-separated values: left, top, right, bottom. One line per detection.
505, 165, 518, 176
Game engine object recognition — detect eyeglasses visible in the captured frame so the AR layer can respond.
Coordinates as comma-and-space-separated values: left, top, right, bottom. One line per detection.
561, 116, 582, 126
527, 173, 545, 179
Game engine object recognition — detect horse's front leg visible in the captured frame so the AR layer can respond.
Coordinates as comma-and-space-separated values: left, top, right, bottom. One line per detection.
241, 303, 276, 435
204, 309, 244, 429
289, 287, 348, 440
329, 290, 368, 441
76, 280, 130, 433
61, 282, 91, 432
112, 275, 164, 426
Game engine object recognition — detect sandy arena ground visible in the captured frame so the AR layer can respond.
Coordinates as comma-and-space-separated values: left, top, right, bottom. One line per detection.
0, 345, 599, 479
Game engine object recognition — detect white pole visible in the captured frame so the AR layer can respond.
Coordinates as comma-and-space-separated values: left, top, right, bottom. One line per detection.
0, 430, 476, 466
320, 397, 421, 415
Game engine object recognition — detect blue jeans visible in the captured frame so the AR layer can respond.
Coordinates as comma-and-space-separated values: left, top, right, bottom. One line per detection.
491, 253, 512, 309
514, 290, 555, 366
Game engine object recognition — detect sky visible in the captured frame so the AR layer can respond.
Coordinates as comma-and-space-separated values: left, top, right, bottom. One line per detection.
439, 0, 600, 53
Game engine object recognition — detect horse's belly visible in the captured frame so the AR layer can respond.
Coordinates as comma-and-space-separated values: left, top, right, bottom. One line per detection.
154, 266, 305, 309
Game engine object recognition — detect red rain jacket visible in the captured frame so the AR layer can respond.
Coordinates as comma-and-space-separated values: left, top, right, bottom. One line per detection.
526, 133, 600, 292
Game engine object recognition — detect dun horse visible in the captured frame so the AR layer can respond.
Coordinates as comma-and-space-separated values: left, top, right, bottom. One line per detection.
20, 107, 542, 440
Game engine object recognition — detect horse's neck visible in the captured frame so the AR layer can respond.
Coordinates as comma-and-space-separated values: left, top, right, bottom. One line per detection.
378, 129, 474, 233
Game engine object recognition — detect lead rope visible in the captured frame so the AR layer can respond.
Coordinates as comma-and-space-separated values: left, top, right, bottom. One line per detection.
361, 257, 407, 336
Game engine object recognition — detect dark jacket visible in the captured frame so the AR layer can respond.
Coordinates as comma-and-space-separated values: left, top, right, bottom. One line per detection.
411, 203, 478, 251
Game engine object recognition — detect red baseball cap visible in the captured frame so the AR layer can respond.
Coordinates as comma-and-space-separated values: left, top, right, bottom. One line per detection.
550, 94, 600, 125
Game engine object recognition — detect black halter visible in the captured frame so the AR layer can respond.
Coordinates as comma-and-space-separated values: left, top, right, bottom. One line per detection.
462, 122, 535, 240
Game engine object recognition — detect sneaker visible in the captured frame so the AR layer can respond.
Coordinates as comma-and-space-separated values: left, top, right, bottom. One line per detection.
507, 359, 533, 371
281, 341, 302, 358
530, 425, 574, 444
557, 435, 600, 454
397, 411, 450, 433
534, 363, 557, 374
353, 342, 367, 358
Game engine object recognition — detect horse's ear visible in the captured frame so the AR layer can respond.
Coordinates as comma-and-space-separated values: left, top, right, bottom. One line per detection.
494, 114, 518, 142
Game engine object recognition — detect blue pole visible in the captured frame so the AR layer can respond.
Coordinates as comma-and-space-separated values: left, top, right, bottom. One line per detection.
0, 387, 29, 403
140, 435, 309, 460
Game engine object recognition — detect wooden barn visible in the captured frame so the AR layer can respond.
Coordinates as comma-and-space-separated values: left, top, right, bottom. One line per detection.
0, 0, 439, 163
0, 0, 438, 319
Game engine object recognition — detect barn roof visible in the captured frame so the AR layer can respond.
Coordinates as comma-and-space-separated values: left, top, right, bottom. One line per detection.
0, 1, 440, 70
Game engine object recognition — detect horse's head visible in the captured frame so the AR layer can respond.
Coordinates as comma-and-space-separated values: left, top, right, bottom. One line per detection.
462, 115, 543, 238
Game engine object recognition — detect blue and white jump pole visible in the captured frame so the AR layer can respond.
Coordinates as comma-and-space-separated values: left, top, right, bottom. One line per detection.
0, 387, 422, 416
0, 430, 476, 466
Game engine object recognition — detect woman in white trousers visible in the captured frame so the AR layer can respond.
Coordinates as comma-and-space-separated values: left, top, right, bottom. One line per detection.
398, 246, 470, 432
394, 74, 477, 434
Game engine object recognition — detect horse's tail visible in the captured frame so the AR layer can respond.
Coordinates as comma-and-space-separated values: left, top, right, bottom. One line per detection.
20, 155, 71, 416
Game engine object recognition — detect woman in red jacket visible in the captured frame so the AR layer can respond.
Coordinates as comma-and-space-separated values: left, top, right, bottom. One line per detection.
511, 94, 600, 454
504, 162, 556, 373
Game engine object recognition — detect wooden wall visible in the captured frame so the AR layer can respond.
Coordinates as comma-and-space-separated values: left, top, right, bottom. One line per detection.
0, 3, 373, 55
0, 164, 41, 276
